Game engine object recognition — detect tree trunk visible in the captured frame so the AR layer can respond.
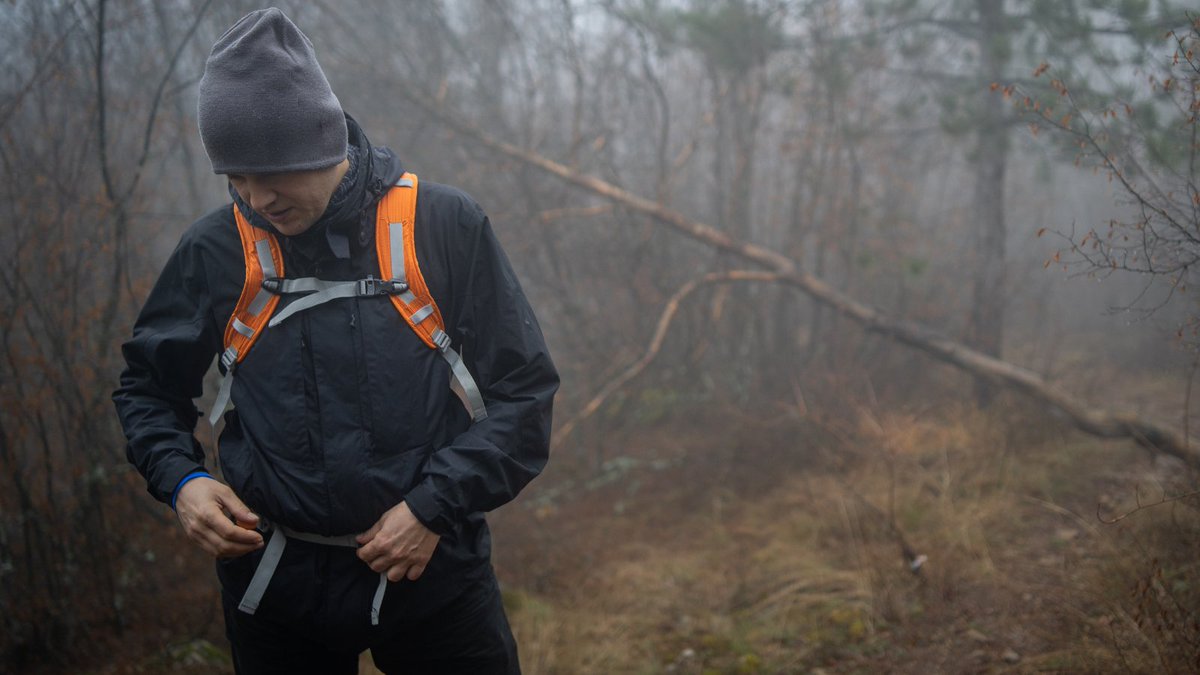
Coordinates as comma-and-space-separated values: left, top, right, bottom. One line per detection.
970, 0, 1010, 404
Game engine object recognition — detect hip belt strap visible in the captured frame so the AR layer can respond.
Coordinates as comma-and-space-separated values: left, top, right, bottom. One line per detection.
237, 525, 390, 626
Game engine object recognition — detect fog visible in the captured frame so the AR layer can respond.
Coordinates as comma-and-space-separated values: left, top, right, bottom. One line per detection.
2, 1, 1197, 671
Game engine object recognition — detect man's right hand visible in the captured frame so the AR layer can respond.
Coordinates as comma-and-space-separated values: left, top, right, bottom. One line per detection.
174, 476, 264, 558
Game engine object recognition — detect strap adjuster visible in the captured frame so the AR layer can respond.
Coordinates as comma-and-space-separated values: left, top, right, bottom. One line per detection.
261, 277, 283, 294
356, 277, 408, 296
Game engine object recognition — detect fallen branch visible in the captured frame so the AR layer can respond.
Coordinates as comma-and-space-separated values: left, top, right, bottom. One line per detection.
552, 270, 783, 447
402, 89, 1200, 468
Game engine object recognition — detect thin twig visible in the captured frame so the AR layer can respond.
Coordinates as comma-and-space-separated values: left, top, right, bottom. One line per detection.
121, 0, 214, 206
1098, 487, 1200, 524
551, 270, 784, 447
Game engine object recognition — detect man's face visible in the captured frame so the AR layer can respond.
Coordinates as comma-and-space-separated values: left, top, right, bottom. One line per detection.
228, 158, 349, 236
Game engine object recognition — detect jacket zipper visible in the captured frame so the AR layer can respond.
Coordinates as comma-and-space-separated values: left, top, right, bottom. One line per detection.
351, 298, 376, 454
299, 313, 323, 464
299, 311, 337, 531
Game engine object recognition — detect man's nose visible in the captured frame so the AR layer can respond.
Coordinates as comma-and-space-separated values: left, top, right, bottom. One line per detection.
246, 179, 276, 212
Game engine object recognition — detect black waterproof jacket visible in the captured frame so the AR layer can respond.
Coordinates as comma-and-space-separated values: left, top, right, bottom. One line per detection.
114, 118, 557, 584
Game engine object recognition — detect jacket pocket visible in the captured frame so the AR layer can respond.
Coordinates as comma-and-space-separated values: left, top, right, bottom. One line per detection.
357, 298, 441, 456
231, 313, 316, 469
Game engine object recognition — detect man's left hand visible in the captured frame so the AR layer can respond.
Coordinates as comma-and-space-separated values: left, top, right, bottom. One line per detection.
356, 501, 440, 582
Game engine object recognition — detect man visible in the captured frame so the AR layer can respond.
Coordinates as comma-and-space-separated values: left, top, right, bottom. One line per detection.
113, 8, 557, 674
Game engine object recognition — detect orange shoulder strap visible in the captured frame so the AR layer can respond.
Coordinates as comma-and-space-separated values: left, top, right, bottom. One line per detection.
208, 205, 284, 426
374, 172, 446, 350
225, 205, 285, 365
374, 172, 489, 421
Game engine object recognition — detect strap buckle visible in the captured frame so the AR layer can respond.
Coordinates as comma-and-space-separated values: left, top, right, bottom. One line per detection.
219, 347, 239, 371
356, 276, 408, 296
261, 277, 283, 294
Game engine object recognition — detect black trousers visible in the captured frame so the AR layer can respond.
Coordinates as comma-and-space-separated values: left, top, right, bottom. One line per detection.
218, 542, 519, 675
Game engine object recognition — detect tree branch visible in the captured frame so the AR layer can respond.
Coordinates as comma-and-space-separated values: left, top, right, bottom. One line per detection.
402, 89, 1200, 468
552, 270, 784, 447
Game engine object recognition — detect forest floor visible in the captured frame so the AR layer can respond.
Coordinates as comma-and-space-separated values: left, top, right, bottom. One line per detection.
67, 373, 1200, 674
483, 398, 1199, 673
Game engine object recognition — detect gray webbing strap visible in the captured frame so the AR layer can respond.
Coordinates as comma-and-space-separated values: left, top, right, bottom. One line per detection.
255, 239, 277, 278
444, 347, 488, 422
371, 574, 388, 626
384, 179, 414, 326
431, 329, 487, 422
208, 347, 239, 426
388, 222, 407, 284
272, 277, 343, 294
384, 216, 434, 327
237, 526, 287, 615
282, 528, 359, 548
268, 282, 358, 327
231, 317, 254, 338
236, 525, 389, 625
246, 288, 275, 317
410, 304, 435, 325
209, 370, 235, 426
246, 239, 279, 317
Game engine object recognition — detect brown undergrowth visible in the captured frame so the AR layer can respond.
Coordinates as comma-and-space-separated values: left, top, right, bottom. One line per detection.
71, 381, 1199, 674
489, 393, 1200, 674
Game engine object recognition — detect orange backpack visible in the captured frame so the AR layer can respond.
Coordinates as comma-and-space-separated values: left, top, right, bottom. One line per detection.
208, 172, 488, 426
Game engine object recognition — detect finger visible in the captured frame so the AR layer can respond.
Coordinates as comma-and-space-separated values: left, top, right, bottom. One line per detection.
195, 524, 237, 558
220, 520, 264, 547
194, 515, 263, 558
215, 489, 260, 529
386, 564, 411, 583
405, 563, 426, 581
358, 526, 396, 562
215, 540, 264, 559
357, 546, 375, 566
201, 508, 263, 547
356, 520, 382, 546
367, 553, 399, 574
197, 524, 261, 559
356, 536, 384, 563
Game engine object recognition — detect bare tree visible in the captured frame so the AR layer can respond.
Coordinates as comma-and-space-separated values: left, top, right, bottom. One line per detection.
0, 0, 215, 666
1023, 17, 1200, 338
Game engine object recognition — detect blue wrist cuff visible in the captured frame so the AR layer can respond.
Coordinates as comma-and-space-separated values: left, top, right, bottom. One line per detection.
171, 471, 212, 510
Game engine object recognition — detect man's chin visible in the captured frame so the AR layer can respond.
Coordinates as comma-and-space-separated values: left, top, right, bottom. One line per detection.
267, 216, 316, 236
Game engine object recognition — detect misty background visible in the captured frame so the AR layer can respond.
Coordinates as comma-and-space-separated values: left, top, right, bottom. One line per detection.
2, 1, 1198, 672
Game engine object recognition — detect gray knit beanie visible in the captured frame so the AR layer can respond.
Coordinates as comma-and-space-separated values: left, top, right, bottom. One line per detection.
197, 8, 347, 174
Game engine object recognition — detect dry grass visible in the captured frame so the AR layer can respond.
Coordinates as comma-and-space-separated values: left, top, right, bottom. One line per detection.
492, 396, 1200, 673
80, 388, 1199, 674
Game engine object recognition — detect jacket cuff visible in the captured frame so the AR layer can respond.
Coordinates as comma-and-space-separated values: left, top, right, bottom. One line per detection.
147, 457, 209, 506
170, 471, 213, 510
403, 483, 453, 536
